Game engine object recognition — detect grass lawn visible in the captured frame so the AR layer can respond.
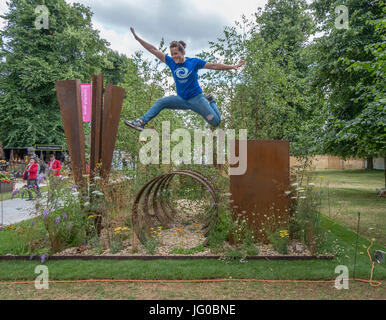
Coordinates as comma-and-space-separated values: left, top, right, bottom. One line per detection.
0, 281, 384, 300
313, 169, 386, 245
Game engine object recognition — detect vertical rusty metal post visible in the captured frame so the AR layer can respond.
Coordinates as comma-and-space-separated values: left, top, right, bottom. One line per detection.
229, 140, 290, 243
55, 80, 86, 187
90, 73, 104, 180
100, 84, 125, 180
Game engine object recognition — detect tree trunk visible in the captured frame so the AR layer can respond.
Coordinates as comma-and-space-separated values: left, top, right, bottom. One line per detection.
366, 156, 373, 170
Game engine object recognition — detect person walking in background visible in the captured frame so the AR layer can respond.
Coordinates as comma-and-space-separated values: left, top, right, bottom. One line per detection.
48, 154, 61, 177
22, 157, 41, 200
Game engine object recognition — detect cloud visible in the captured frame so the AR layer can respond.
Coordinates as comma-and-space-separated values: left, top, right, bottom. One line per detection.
67, 0, 230, 54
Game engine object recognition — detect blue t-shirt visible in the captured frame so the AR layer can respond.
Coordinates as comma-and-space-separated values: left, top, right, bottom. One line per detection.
165, 55, 207, 99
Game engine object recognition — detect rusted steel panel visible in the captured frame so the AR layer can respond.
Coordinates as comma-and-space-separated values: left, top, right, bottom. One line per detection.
100, 84, 125, 179
55, 80, 86, 187
90, 73, 104, 180
229, 140, 290, 243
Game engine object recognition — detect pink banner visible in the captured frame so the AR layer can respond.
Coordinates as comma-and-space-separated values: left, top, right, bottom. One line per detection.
80, 83, 91, 122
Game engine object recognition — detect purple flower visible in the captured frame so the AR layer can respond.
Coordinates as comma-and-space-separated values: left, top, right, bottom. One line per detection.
54, 216, 61, 225
37, 174, 46, 183
71, 185, 78, 190
21, 191, 24, 198
62, 213, 67, 220
82, 239, 87, 245
0, 226, 3, 232
31, 221, 35, 227
229, 200, 234, 203
40, 254, 48, 263
43, 210, 49, 219
43, 237, 48, 243
11, 188, 19, 198
99, 205, 104, 211
29, 253, 35, 260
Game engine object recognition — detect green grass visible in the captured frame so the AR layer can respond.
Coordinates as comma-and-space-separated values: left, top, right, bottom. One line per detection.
0, 185, 49, 201
313, 169, 386, 245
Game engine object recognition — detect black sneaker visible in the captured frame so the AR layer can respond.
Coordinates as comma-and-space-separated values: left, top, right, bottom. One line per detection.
124, 119, 145, 131
205, 94, 214, 102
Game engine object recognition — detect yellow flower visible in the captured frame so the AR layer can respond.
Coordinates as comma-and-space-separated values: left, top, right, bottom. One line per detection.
194, 230, 199, 233
173, 233, 177, 236
177, 228, 183, 233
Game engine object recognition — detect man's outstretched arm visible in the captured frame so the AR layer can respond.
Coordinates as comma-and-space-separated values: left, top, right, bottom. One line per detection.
130, 27, 165, 63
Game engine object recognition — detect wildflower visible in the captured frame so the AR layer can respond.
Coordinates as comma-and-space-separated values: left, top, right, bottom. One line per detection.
177, 228, 183, 233
67, 224, 72, 231
298, 190, 305, 193
62, 213, 67, 220
284, 191, 291, 195
299, 196, 306, 199
71, 191, 80, 196
71, 185, 78, 189
54, 217, 61, 225
40, 254, 48, 263
290, 183, 298, 187
91, 190, 104, 197
279, 230, 289, 238
0, 226, 2, 231
308, 183, 315, 186
88, 215, 96, 219
93, 176, 101, 181
84, 202, 90, 207
291, 196, 297, 199
31, 221, 35, 227
11, 188, 19, 198
233, 205, 239, 209
173, 233, 177, 236
43, 209, 49, 219
29, 254, 35, 261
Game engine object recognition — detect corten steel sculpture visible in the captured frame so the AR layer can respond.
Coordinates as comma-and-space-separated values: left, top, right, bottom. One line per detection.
132, 169, 218, 246
55, 73, 125, 234
229, 140, 290, 243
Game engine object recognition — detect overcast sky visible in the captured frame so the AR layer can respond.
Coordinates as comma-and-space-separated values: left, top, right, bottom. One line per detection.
0, 0, 268, 58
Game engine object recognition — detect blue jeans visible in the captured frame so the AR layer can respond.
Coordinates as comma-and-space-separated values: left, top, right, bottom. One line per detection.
140, 94, 221, 127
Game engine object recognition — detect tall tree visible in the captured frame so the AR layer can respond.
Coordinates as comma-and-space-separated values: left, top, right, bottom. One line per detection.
0, 0, 109, 147
310, 0, 384, 160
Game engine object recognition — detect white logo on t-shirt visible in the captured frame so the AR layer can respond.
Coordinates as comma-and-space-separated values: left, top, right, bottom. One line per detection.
175, 67, 192, 79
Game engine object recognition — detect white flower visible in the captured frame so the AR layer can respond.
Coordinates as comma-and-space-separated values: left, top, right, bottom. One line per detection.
284, 191, 291, 195
93, 176, 101, 181
71, 192, 80, 196
308, 183, 315, 186
291, 196, 297, 199
298, 190, 305, 193
84, 202, 90, 207
290, 183, 298, 187
91, 190, 104, 196
299, 196, 306, 199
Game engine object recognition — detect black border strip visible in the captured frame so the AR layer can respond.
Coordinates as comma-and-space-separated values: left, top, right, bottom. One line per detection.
0, 255, 334, 261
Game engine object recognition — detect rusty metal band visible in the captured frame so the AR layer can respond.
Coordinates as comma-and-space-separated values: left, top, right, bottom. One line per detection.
55, 80, 86, 187
132, 170, 218, 246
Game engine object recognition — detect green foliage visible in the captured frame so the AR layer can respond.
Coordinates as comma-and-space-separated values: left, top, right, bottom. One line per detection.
170, 245, 205, 255
309, 0, 385, 160
267, 229, 290, 254
0, 0, 109, 147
